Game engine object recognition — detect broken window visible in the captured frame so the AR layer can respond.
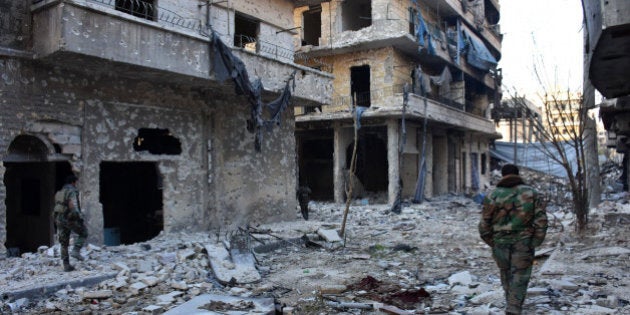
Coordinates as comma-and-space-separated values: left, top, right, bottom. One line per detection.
302, 5, 322, 46
351, 65, 371, 107
133, 128, 182, 155
115, 0, 155, 21
342, 0, 371, 31
234, 12, 259, 52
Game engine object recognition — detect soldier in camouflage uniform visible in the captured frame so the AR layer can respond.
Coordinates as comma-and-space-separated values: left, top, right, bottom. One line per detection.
479, 164, 547, 315
53, 174, 88, 272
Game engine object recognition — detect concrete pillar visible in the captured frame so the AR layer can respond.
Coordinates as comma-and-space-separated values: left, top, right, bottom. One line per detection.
585, 115, 601, 208
433, 135, 448, 195
423, 131, 434, 198
333, 122, 349, 203
387, 119, 400, 205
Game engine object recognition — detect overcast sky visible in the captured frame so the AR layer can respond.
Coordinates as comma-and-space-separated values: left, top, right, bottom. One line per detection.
498, 0, 584, 97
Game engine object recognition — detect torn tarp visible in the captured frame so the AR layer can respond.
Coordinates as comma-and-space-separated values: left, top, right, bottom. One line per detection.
411, 2, 435, 55
460, 30, 497, 71
210, 30, 296, 151
491, 141, 577, 178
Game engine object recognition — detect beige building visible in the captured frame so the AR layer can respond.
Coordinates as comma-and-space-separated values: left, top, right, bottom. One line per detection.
542, 93, 583, 142
493, 97, 542, 143
0, 0, 332, 254
292, 0, 502, 202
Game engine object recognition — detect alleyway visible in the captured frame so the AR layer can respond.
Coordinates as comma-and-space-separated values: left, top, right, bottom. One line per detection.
0, 170, 628, 314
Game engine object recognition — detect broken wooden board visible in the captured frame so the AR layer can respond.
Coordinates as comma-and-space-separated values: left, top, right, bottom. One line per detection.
205, 244, 261, 284
163, 294, 274, 315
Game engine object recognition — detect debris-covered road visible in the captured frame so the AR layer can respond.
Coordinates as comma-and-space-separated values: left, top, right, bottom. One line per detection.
1, 176, 629, 314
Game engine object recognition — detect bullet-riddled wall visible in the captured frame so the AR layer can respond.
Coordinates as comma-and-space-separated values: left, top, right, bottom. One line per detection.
0, 0, 316, 253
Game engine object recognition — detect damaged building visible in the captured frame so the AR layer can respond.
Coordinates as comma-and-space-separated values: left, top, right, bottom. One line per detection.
292, 0, 502, 203
584, 0, 630, 189
0, 0, 333, 255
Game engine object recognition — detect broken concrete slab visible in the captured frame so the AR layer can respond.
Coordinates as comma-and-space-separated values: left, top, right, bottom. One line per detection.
163, 294, 275, 315
448, 271, 473, 286
81, 290, 113, 299
317, 228, 342, 242
205, 243, 261, 284
578, 246, 630, 260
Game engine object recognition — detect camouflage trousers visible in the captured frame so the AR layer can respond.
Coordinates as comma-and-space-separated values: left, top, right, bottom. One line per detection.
492, 239, 534, 315
54, 213, 88, 261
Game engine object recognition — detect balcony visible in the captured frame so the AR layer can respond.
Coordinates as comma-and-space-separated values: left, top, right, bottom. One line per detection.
297, 85, 497, 136
30, 0, 333, 105
584, 0, 630, 98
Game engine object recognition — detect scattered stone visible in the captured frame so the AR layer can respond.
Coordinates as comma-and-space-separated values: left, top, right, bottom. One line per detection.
171, 280, 188, 290
177, 249, 196, 262
448, 271, 473, 286
129, 282, 148, 295
142, 304, 163, 314
548, 279, 579, 291
82, 290, 113, 299
317, 228, 342, 242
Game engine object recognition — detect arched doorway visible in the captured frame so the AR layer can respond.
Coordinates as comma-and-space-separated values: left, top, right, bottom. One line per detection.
3, 135, 73, 256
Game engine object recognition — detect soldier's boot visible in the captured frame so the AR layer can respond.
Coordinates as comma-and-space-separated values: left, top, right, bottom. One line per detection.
63, 258, 75, 272
70, 247, 84, 261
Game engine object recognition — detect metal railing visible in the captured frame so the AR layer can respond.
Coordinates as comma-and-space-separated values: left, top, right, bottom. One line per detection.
294, 53, 333, 73
233, 34, 294, 61
324, 83, 480, 116
37, 0, 203, 32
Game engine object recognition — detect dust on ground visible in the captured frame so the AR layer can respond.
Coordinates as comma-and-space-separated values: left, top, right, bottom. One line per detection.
0, 170, 628, 314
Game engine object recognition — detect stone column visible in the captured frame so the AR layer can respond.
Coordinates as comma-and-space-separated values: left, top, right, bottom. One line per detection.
333, 122, 348, 203
387, 119, 400, 205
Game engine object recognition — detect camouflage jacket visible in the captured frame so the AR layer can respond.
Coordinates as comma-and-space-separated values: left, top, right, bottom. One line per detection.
53, 184, 82, 220
479, 174, 547, 247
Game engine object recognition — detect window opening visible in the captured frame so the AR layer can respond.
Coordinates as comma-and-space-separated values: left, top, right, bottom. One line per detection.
342, 0, 371, 31
351, 65, 371, 107
234, 12, 259, 52
302, 5, 322, 46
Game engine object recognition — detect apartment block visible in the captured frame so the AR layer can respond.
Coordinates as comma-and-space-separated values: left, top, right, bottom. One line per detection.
292, 0, 502, 203
0, 0, 333, 254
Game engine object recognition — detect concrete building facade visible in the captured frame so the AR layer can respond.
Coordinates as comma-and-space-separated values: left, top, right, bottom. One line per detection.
292, 0, 502, 203
583, 0, 630, 187
0, 0, 333, 255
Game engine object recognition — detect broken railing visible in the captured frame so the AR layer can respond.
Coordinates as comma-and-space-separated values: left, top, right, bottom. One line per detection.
294, 53, 333, 73
47, 0, 203, 32
233, 34, 295, 62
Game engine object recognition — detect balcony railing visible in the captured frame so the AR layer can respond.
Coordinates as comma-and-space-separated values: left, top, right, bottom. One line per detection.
33, 0, 203, 32
233, 34, 294, 61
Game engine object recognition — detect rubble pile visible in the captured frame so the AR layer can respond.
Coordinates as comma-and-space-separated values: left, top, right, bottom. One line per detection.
0, 173, 628, 314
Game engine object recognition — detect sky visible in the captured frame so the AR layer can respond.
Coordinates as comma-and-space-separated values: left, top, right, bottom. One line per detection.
498, 0, 584, 97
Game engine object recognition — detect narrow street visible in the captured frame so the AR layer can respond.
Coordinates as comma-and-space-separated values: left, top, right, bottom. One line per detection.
1, 171, 628, 314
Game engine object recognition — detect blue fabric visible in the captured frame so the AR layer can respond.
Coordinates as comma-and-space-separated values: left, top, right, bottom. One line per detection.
462, 30, 497, 71
491, 141, 577, 178
411, 2, 435, 55
355, 106, 368, 130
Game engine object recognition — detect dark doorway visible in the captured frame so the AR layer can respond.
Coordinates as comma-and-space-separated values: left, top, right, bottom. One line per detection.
234, 12, 259, 50
100, 162, 163, 245
346, 128, 388, 193
342, 0, 371, 31
351, 65, 371, 107
298, 136, 334, 200
302, 5, 321, 46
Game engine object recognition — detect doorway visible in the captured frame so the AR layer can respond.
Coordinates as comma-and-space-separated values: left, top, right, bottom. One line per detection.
350, 65, 371, 107
99, 162, 163, 245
